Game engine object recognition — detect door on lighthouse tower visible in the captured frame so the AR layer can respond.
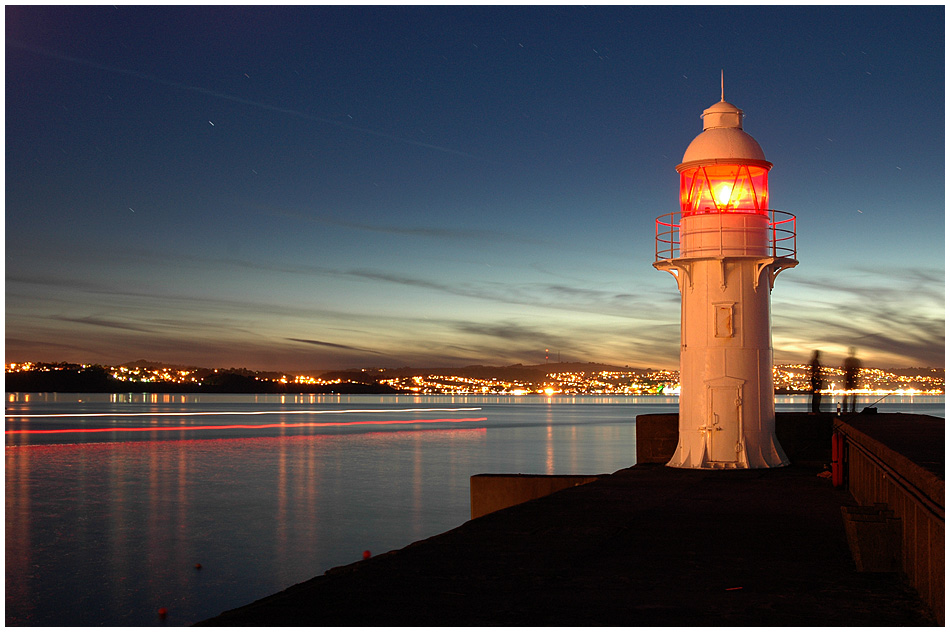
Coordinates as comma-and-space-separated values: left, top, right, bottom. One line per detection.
706, 378, 743, 464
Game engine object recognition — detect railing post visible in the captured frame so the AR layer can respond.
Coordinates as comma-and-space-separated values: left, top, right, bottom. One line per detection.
771, 211, 777, 258
718, 213, 724, 256
792, 216, 797, 259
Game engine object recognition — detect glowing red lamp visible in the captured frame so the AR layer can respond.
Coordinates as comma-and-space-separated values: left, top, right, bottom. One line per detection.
678, 162, 770, 215
675, 94, 773, 217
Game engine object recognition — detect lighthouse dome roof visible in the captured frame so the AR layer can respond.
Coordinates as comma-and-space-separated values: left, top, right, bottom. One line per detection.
680, 99, 768, 164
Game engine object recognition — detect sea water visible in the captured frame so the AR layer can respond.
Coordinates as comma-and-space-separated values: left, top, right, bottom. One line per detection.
5, 393, 943, 626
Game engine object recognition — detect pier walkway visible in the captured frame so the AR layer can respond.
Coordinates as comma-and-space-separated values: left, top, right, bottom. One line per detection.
199, 413, 941, 626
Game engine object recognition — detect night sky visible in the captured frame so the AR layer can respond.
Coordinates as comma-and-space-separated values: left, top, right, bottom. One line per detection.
6, 5, 945, 371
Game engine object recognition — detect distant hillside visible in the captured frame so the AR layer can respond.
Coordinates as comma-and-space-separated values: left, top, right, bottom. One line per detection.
7, 364, 403, 394
888, 367, 944, 378
123, 359, 196, 370
320, 362, 655, 383
10, 360, 940, 394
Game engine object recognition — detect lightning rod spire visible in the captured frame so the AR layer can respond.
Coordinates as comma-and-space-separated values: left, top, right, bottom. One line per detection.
720, 70, 725, 101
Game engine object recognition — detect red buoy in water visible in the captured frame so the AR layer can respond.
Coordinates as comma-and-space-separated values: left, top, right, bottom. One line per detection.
158, 607, 168, 619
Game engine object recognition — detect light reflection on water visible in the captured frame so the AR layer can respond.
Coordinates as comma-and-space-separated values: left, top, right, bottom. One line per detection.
7, 427, 492, 626
5, 393, 942, 626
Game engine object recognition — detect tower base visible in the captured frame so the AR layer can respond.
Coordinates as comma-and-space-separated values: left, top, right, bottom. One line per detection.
665, 428, 789, 469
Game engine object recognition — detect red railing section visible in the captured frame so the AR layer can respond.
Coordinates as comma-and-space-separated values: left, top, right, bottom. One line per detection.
655, 209, 797, 261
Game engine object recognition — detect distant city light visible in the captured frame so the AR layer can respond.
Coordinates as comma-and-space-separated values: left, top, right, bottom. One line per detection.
4, 362, 944, 396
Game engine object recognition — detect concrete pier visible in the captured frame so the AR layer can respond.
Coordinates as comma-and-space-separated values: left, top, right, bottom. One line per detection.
198, 412, 942, 626
470, 473, 603, 519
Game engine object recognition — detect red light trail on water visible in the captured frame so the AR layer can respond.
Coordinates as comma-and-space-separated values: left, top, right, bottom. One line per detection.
5, 417, 488, 435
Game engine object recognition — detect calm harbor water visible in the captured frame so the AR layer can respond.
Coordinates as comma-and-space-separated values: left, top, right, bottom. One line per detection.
6, 393, 944, 626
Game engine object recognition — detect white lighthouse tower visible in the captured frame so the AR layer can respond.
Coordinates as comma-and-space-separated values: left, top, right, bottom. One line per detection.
654, 82, 797, 469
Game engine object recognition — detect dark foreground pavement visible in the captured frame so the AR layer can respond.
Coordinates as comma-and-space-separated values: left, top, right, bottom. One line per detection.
199, 463, 936, 626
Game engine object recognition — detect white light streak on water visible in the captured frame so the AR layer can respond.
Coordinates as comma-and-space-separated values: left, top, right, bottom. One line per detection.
5, 407, 481, 418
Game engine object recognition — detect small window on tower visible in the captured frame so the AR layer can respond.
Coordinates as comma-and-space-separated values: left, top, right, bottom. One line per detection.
715, 303, 734, 338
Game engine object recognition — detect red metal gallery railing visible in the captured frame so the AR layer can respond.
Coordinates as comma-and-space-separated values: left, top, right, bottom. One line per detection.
655, 209, 797, 261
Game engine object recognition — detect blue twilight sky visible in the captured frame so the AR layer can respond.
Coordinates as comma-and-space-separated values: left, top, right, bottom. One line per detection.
5, 5, 945, 371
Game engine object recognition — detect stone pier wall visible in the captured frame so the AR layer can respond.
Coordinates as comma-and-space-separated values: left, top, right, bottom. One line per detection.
635, 412, 835, 466
838, 419, 944, 625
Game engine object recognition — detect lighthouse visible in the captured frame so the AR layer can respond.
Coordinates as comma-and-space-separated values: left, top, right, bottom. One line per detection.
654, 82, 797, 469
